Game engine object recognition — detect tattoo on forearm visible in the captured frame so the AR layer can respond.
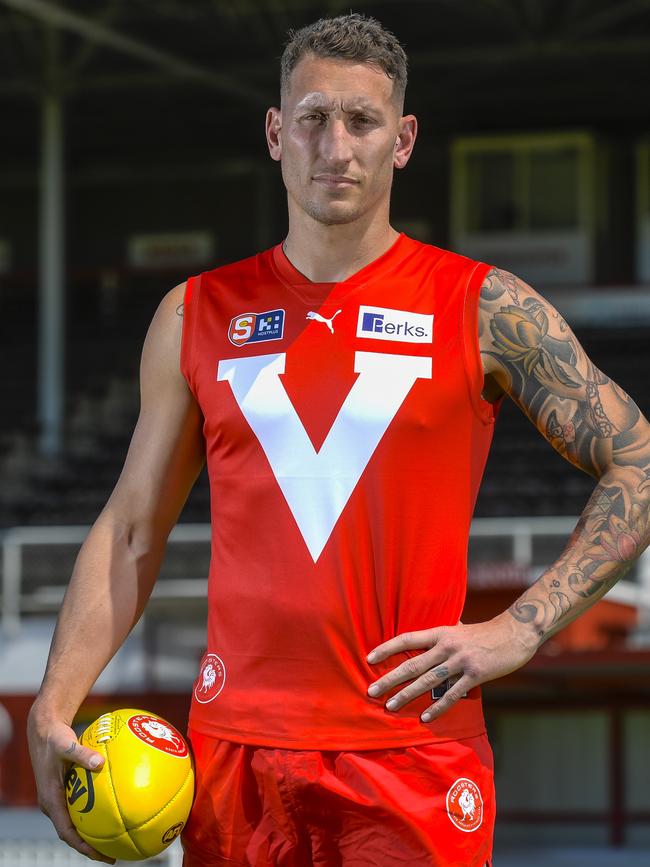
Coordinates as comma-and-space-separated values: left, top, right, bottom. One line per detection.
480, 268, 650, 641
176, 304, 184, 317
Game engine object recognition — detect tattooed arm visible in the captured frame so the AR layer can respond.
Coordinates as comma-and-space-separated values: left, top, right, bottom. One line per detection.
366, 268, 650, 721
480, 267, 650, 642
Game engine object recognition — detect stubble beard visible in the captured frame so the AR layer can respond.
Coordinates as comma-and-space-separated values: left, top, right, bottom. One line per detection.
302, 196, 365, 226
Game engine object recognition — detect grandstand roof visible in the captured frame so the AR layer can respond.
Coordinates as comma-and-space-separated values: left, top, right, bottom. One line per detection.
2, 0, 650, 174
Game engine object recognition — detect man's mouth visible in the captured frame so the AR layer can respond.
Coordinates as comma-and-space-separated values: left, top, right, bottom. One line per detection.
312, 174, 359, 188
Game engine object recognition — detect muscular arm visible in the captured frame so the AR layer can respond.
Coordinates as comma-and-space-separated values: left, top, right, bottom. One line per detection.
27, 283, 204, 861
479, 267, 650, 642
366, 268, 650, 722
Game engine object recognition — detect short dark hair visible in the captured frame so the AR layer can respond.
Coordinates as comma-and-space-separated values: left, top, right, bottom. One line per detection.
280, 13, 408, 104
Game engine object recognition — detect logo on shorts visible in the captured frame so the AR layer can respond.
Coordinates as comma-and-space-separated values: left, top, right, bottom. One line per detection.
194, 652, 226, 704
228, 309, 285, 346
127, 715, 188, 757
446, 777, 483, 832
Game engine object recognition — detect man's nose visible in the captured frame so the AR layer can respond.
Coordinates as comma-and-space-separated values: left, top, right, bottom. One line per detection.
319, 118, 353, 166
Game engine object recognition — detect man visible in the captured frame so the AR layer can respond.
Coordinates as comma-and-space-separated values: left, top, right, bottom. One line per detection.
28, 13, 650, 867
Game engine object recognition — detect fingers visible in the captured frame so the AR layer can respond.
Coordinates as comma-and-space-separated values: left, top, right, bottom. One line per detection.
367, 627, 441, 663
40, 785, 115, 863
367, 646, 447, 697
56, 736, 104, 771
370, 659, 463, 713
29, 717, 112, 863
366, 626, 473, 720
420, 675, 473, 722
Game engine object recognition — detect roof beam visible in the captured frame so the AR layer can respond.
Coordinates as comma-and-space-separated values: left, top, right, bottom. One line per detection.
409, 37, 650, 66
0, 0, 271, 106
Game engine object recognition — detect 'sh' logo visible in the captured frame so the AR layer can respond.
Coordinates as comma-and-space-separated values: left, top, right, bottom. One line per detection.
228, 309, 285, 346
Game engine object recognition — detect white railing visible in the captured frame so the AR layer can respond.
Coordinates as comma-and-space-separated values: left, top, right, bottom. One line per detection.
2, 519, 650, 636
470, 516, 650, 609
0, 523, 211, 636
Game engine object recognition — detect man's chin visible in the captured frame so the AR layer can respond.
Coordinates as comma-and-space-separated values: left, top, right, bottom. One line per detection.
304, 201, 363, 226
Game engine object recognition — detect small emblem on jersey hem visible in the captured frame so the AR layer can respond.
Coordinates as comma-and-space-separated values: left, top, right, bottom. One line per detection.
194, 653, 226, 703
228, 309, 285, 346
446, 777, 484, 832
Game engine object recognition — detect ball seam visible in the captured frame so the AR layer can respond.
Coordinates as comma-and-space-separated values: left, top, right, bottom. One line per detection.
133, 764, 194, 831
105, 738, 147, 859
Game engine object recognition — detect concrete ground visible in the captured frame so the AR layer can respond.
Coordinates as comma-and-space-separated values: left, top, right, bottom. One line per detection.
494, 849, 650, 866
1, 809, 649, 866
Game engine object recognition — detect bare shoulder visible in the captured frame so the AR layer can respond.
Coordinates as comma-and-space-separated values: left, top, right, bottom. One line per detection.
141, 282, 188, 384
149, 281, 187, 332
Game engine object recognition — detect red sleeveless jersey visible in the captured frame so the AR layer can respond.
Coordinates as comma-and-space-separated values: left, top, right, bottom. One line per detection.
181, 234, 497, 749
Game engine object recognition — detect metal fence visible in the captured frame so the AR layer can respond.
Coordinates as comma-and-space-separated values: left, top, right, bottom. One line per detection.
2, 518, 650, 637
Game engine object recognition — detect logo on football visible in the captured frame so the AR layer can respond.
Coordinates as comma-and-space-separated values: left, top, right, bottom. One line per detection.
65, 767, 95, 814
127, 714, 188, 757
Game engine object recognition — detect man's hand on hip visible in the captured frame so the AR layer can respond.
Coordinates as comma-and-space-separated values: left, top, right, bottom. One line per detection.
366, 612, 538, 721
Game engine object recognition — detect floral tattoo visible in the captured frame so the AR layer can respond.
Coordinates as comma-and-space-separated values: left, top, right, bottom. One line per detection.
480, 268, 650, 641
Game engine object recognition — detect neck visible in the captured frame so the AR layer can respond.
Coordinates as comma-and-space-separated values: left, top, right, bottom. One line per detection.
282, 202, 399, 283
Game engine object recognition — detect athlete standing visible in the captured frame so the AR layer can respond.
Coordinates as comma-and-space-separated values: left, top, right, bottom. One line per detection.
28, 13, 650, 867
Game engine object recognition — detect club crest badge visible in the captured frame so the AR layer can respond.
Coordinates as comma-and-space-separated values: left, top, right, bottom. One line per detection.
446, 777, 483, 832
194, 653, 226, 704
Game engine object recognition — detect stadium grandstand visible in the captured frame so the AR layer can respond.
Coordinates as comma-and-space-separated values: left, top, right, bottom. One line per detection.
1, 1, 650, 865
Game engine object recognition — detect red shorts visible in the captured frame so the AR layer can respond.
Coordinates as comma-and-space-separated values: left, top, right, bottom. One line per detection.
182, 729, 495, 867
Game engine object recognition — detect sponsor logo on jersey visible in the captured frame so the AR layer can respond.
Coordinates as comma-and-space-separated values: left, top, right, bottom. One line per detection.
306, 309, 342, 334
446, 777, 484, 832
65, 767, 95, 813
228, 309, 285, 346
127, 714, 188, 757
194, 653, 227, 704
356, 305, 433, 343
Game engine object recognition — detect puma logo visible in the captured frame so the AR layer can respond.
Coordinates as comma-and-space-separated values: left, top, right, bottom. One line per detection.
306, 309, 342, 334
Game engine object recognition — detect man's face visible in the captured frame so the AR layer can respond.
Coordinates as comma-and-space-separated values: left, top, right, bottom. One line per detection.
266, 54, 416, 226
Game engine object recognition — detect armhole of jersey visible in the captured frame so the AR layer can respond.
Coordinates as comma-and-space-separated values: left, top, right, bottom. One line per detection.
461, 261, 502, 426
180, 274, 201, 397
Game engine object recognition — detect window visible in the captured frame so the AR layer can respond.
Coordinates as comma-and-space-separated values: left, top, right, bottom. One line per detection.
451, 133, 595, 285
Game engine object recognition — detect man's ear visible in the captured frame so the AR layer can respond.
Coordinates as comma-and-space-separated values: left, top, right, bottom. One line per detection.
394, 114, 418, 170
266, 107, 282, 161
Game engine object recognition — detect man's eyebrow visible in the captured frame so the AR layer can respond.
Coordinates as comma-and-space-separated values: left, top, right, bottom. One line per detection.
294, 94, 335, 111
294, 94, 381, 113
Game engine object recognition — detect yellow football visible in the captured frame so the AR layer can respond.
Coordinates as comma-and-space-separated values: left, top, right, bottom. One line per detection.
65, 708, 194, 861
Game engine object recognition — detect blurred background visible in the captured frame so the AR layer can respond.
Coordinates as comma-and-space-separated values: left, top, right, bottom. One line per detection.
1, 0, 649, 864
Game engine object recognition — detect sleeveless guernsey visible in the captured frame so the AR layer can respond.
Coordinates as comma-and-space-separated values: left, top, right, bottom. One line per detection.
181, 234, 498, 749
